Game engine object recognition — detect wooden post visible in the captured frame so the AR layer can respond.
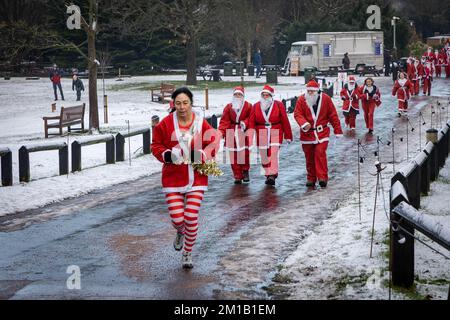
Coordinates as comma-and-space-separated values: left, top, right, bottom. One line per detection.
19, 146, 30, 183
104, 94, 108, 124
71, 141, 82, 172
59, 144, 69, 176
390, 184, 415, 288
420, 153, 431, 195
427, 129, 439, 181
205, 84, 209, 110
143, 129, 151, 155
106, 138, 115, 164
52, 103, 56, 112
115, 133, 125, 162
1, 150, 13, 186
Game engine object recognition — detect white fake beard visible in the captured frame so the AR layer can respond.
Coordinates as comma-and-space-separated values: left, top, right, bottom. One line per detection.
398, 79, 407, 86
232, 97, 244, 112
306, 93, 318, 107
260, 97, 273, 111
348, 83, 355, 91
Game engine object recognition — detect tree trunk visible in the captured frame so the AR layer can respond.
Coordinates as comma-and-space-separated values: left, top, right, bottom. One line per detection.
186, 35, 197, 86
246, 40, 252, 66
88, 28, 99, 131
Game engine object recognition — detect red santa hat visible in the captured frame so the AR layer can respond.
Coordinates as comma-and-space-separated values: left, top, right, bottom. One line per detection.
305, 80, 320, 91
233, 86, 245, 96
348, 76, 356, 83
261, 85, 274, 96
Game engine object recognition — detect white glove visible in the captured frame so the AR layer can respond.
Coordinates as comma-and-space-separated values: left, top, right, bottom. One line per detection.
240, 121, 246, 131
373, 94, 379, 100
301, 122, 311, 132
171, 147, 184, 164
285, 139, 292, 144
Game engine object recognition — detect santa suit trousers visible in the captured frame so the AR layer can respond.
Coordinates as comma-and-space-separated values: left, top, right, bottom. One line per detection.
344, 108, 358, 129
398, 100, 408, 112
435, 66, 441, 78
302, 142, 329, 182
412, 80, 420, 95
423, 79, 431, 95
229, 149, 250, 180
259, 146, 279, 178
362, 102, 376, 130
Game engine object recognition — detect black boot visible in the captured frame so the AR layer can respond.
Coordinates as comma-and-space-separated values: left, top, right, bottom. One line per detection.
319, 180, 328, 188
306, 181, 315, 187
243, 171, 250, 183
234, 179, 242, 184
265, 175, 276, 186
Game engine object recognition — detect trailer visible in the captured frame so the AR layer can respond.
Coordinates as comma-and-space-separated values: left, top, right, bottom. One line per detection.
283, 31, 384, 75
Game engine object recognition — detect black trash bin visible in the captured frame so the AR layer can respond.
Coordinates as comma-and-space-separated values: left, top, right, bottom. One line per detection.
224, 62, 233, 77
266, 68, 278, 84
235, 61, 244, 76
247, 65, 255, 76
211, 69, 221, 82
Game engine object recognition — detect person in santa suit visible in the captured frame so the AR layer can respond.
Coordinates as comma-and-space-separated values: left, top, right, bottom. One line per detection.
392, 71, 414, 116
409, 58, 422, 96
151, 87, 220, 269
444, 43, 450, 78
434, 49, 442, 78
422, 61, 433, 96
423, 47, 435, 63
294, 80, 343, 188
218, 86, 252, 184
340, 76, 360, 132
247, 85, 293, 186
359, 77, 382, 135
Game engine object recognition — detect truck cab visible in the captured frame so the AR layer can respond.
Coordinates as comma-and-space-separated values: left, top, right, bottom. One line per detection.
287, 41, 319, 73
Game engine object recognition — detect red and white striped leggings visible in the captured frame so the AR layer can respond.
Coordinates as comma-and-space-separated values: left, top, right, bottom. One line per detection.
165, 191, 204, 252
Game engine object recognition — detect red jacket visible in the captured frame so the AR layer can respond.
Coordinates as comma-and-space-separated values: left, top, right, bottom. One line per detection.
359, 85, 382, 108
422, 66, 433, 80
218, 101, 252, 151
340, 84, 360, 112
392, 79, 413, 102
294, 93, 343, 144
248, 100, 293, 148
51, 74, 61, 84
151, 112, 220, 193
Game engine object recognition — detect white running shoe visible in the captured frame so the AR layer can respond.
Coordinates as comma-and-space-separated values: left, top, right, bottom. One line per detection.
182, 251, 193, 269
173, 232, 184, 251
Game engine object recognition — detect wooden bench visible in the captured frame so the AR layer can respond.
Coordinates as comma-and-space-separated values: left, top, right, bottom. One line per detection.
43, 104, 85, 138
360, 65, 381, 77
150, 83, 175, 103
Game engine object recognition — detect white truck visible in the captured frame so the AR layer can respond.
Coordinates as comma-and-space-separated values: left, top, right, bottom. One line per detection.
283, 31, 384, 74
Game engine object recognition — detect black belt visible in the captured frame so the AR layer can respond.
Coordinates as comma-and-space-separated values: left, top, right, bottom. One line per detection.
308, 125, 325, 132
263, 122, 281, 127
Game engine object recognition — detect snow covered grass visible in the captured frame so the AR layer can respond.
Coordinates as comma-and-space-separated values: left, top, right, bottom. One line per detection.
269, 97, 450, 300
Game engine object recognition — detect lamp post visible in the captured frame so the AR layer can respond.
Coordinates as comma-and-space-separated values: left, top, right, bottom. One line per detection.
391, 16, 400, 51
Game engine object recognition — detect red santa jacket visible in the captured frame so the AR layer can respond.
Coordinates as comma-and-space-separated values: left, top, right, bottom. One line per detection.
294, 92, 343, 145
218, 101, 252, 151
340, 84, 360, 112
392, 79, 413, 102
422, 65, 433, 81
359, 85, 382, 107
417, 63, 425, 78
437, 52, 446, 66
248, 100, 293, 149
151, 112, 220, 193
51, 73, 61, 84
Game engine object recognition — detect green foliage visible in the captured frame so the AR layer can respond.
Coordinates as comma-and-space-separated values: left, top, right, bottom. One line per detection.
408, 41, 429, 58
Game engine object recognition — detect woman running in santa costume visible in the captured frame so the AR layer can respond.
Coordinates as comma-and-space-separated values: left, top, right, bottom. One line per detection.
151, 87, 220, 269
294, 80, 343, 188
218, 86, 253, 184
340, 75, 360, 132
392, 71, 414, 117
359, 77, 382, 135
248, 85, 293, 186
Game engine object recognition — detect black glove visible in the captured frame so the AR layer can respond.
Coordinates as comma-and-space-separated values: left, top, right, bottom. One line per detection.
190, 150, 203, 163
164, 151, 173, 163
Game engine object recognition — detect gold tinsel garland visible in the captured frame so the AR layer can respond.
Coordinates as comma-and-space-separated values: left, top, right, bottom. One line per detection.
192, 160, 224, 177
